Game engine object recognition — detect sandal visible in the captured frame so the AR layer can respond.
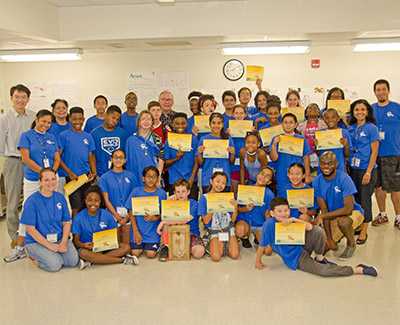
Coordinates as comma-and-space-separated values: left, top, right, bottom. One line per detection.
356, 234, 368, 245
372, 214, 389, 227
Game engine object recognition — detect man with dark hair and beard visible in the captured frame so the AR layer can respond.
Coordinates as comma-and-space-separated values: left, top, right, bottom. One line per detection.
312, 152, 363, 259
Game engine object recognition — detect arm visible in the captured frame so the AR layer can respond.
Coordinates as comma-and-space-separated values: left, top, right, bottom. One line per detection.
88, 152, 97, 180
239, 149, 246, 185
362, 141, 379, 185
52, 151, 61, 172
230, 200, 239, 223
255, 245, 267, 269
129, 212, 142, 244
319, 195, 354, 220
20, 148, 42, 173
73, 234, 93, 250
269, 137, 279, 161
188, 159, 199, 188
340, 137, 350, 158
157, 158, 164, 176
25, 225, 59, 252
228, 146, 235, 164
197, 145, 205, 166
164, 150, 184, 168
102, 192, 125, 225
58, 222, 71, 253
59, 155, 78, 180
303, 155, 311, 183
202, 213, 213, 226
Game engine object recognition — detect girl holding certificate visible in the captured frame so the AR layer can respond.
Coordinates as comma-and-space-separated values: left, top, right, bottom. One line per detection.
251, 91, 270, 127
198, 172, 240, 262
72, 186, 138, 270
270, 113, 312, 195
348, 100, 379, 244
125, 166, 167, 259
99, 149, 135, 244
255, 100, 281, 131
197, 113, 235, 193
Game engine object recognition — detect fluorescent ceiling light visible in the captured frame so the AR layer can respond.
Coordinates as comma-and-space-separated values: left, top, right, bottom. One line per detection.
352, 38, 400, 52
0, 49, 82, 62
222, 41, 310, 55
157, 0, 176, 3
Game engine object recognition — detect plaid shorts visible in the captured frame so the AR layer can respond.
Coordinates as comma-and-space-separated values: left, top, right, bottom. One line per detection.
377, 156, 400, 192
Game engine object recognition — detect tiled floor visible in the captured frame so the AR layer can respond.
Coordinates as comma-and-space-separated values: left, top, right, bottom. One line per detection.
0, 199, 399, 325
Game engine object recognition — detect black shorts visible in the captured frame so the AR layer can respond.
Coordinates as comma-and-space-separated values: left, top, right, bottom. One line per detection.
67, 178, 92, 211
376, 156, 400, 192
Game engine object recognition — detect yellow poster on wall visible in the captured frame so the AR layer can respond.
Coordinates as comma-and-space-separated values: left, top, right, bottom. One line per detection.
246, 65, 264, 81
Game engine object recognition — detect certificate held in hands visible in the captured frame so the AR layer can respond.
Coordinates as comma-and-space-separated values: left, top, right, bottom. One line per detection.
315, 129, 343, 150
161, 200, 191, 221
237, 185, 265, 206
287, 188, 314, 208
275, 223, 306, 245
206, 192, 235, 213
194, 115, 210, 133
278, 135, 304, 157
259, 125, 284, 147
327, 99, 351, 118
229, 120, 253, 138
281, 107, 306, 123
246, 65, 264, 81
64, 174, 89, 197
131, 196, 160, 216
203, 139, 229, 159
168, 133, 192, 152
92, 228, 119, 253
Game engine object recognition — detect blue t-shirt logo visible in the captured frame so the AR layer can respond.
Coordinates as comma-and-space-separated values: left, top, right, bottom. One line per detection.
334, 186, 342, 193
387, 111, 394, 118
101, 137, 121, 155
83, 138, 89, 145
99, 221, 108, 229
124, 177, 131, 183
46, 139, 55, 145
360, 131, 367, 137
56, 202, 62, 210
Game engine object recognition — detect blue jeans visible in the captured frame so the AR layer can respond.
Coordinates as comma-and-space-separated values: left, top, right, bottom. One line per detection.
26, 240, 79, 272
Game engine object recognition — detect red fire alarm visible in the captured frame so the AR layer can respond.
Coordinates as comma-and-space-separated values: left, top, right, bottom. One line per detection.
311, 59, 320, 68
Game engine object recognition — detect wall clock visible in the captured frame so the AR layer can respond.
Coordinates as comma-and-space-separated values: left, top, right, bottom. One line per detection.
223, 59, 245, 81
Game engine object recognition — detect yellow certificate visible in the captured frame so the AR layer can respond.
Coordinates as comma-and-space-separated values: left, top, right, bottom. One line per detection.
281, 107, 306, 123
278, 135, 304, 157
275, 223, 306, 245
203, 139, 229, 159
206, 192, 235, 213
237, 185, 265, 206
168, 133, 192, 152
229, 120, 253, 138
131, 196, 160, 216
287, 188, 314, 208
315, 129, 343, 150
246, 65, 264, 81
259, 124, 284, 147
64, 174, 88, 197
327, 99, 351, 118
194, 115, 210, 133
92, 228, 119, 253
161, 200, 191, 221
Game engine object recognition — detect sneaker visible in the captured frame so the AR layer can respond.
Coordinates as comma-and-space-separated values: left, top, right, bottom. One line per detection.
3, 247, 27, 263
339, 245, 356, 259
357, 264, 378, 277
79, 259, 91, 270
158, 245, 169, 262
394, 218, 400, 230
372, 213, 389, 227
253, 237, 259, 246
241, 238, 252, 249
314, 257, 337, 265
123, 254, 139, 266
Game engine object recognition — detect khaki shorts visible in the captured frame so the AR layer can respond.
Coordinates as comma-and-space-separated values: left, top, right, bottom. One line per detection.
331, 210, 364, 242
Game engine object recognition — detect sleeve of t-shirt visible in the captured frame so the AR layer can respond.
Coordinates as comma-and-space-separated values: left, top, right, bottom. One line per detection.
20, 197, 37, 226
159, 189, 168, 201
104, 210, 117, 228
58, 132, 66, 152
164, 144, 172, 160
265, 190, 275, 209
88, 134, 96, 153
302, 136, 312, 156
60, 196, 72, 222
198, 195, 207, 216
368, 124, 380, 143
342, 129, 353, 152
98, 175, 108, 193
312, 177, 322, 199
190, 200, 199, 218
17, 132, 30, 150
342, 175, 357, 197
260, 220, 273, 247
71, 216, 82, 235
124, 188, 136, 211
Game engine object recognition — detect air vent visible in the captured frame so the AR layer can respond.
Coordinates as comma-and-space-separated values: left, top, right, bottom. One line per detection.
146, 40, 192, 47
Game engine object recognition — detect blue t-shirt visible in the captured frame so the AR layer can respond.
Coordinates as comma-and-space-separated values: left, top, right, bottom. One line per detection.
18, 129, 59, 181
119, 112, 138, 136
58, 129, 95, 177
252, 112, 269, 130
198, 134, 235, 187
223, 113, 235, 130
237, 187, 275, 227
372, 101, 400, 156
313, 170, 357, 212
84, 115, 104, 134
317, 128, 352, 173
279, 183, 317, 219
231, 137, 244, 173
198, 194, 234, 230
125, 134, 160, 187
348, 122, 379, 170
125, 187, 167, 244
270, 134, 311, 193
187, 199, 200, 236
164, 135, 198, 185
21, 191, 71, 245
48, 122, 71, 138
247, 105, 258, 119
91, 126, 129, 176
99, 170, 135, 208
260, 217, 304, 270
72, 208, 117, 244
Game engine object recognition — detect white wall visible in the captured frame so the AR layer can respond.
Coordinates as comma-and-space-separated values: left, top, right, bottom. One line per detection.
1, 44, 400, 117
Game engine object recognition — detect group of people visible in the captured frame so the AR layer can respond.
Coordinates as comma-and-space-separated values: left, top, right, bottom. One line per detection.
1, 78, 398, 278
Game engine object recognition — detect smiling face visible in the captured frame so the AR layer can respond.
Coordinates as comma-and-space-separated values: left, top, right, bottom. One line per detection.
282, 115, 297, 133
139, 112, 154, 130
53, 101, 68, 120
329, 89, 344, 100
323, 110, 340, 129
35, 114, 52, 133
149, 105, 162, 123
40, 170, 58, 193
159, 91, 174, 113
374, 83, 389, 103
174, 185, 190, 200
104, 111, 120, 129
202, 99, 216, 115
239, 89, 251, 106
271, 204, 290, 219
143, 169, 159, 188
287, 93, 300, 108
125, 92, 138, 110
70, 112, 84, 131
211, 174, 227, 192
233, 106, 246, 120
223, 95, 236, 111
319, 154, 337, 177
353, 103, 368, 123
172, 116, 187, 134
85, 192, 101, 215
245, 134, 259, 153
257, 94, 268, 112
306, 105, 319, 121
94, 97, 107, 115
256, 168, 273, 186
11, 90, 29, 112
189, 98, 200, 115
288, 165, 304, 186
111, 150, 126, 169
210, 116, 224, 135
267, 106, 280, 124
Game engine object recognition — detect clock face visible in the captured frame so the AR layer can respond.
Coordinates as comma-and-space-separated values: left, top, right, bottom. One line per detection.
223, 59, 244, 81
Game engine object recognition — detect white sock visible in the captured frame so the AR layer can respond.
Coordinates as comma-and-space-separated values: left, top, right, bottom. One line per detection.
315, 254, 324, 261
379, 211, 387, 217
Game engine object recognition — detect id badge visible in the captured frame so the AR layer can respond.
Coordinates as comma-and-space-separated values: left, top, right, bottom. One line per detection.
108, 160, 112, 169
43, 158, 50, 168
46, 233, 58, 243
379, 131, 385, 140
218, 232, 229, 242
351, 157, 361, 168
213, 168, 223, 175
116, 207, 128, 218
234, 158, 240, 166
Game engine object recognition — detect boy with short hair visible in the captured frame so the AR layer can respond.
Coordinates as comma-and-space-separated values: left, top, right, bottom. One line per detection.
255, 197, 378, 278
84, 95, 108, 133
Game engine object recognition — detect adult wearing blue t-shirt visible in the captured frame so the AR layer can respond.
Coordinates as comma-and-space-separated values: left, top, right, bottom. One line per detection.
313, 152, 359, 259
91, 105, 129, 177
21, 168, 79, 272
371, 79, 400, 230
84, 95, 108, 133
119, 91, 138, 135
48, 99, 71, 138
348, 100, 379, 244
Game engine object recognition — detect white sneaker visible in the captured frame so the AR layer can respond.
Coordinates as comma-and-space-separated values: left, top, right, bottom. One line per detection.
79, 259, 91, 270
123, 254, 139, 266
3, 247, 27, 263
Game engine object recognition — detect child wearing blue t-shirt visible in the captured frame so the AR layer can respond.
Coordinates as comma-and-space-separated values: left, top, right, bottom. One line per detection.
197, 112, 235, 193
99, 149, 135, 244
236, 167, 275, 248
255, 101, 281, 131
198, 172, 240, 262
255, 197, 377, 278
157, 179, 205, 262
119, 92, 138, 135
84, 95, 108, 133
190, 94, 217, 139
126, 166, 167, 259
72, 186, 137, 270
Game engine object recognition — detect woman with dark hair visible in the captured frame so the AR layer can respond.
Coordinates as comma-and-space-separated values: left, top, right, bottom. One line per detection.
348, 99, 379, 244
48, 99, 71, 137
324, 87, 348, 128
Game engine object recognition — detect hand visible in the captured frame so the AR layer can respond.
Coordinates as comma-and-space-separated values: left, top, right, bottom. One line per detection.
228, 146, 235, 154
246, 203, 255, 212
58, 241, 68, 253
230, 199, 238, 209
273, 136, 281, 145
305, 222, 313, 231
314, 139, 319, 148
305, 174, 312, 184
257, 117, 267, 124
362, 172, 371, 185
256, 78, 263, 90
88, 172, 97, 182
281, 218, 292, 226
298, 206, 308, 215
134, 231, 142, 245
192, 126, 199, 136
144, 215, 159, 222
340, 137, 348, 146
255, 260, 265, 270
226, 128, 232, 136
176, 150, 184, 160
68, 172, 79, 181
83, 242, 93, 250
198, 145, 205, 154
119, 216, 128, 226
47, 243, 59, 252
156, 222, 165, 235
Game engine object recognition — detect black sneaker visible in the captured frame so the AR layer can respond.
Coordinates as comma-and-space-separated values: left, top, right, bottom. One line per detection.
253, 237, 259, 246
241, 238, 252, 248
158, 245, 169, 262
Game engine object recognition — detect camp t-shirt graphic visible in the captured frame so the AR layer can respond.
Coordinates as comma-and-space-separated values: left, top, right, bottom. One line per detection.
101, 137, 121, 155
